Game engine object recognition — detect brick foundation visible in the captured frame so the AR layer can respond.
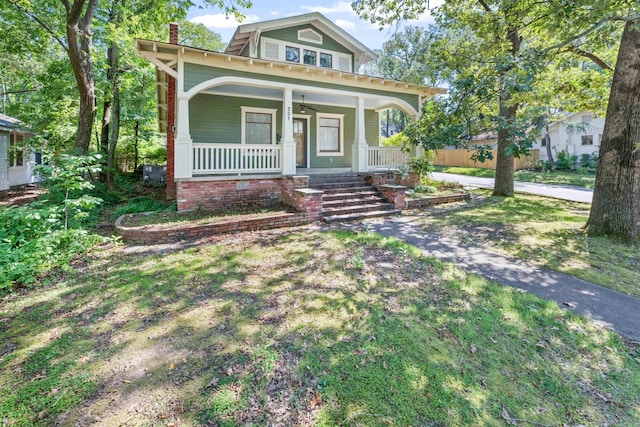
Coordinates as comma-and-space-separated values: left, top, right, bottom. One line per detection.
177, 178, 283, 211
363, 171, 420, 188
281, 175, 309, 206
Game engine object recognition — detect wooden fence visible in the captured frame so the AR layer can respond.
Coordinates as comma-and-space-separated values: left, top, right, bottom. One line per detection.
433, 149, 539, 171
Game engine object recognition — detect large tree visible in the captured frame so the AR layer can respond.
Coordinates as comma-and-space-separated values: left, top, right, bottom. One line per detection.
353, 0, 624, 197
587, 18, 640, 240
8, 0, 250, 155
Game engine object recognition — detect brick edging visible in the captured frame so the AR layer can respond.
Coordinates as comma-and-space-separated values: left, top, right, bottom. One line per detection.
115, 211, 314, 244
405, 192, 470, 209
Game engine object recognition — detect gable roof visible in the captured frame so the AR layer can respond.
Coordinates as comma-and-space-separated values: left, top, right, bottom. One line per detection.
225, 12, 378, 66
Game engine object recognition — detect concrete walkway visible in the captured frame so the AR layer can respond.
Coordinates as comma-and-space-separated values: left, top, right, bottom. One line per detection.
432, 172, 594, 203
362, 216, 640, 342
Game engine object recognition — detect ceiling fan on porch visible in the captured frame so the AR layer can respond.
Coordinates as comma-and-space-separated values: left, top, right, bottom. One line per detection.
298, 95, 317, 114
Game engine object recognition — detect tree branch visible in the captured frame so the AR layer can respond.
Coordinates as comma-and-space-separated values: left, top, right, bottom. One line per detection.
564, 45, 613, 71
8, 0, 68, 51
477, 0, 492, 12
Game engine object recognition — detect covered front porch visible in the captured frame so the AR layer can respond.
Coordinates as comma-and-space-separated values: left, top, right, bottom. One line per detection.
179, 82, 419, 178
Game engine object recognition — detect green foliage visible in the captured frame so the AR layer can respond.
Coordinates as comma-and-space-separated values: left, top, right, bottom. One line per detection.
413, 184, 437, 194
380, 132, 409, 147
111, 196, 176, 220
37, 153, 104, 229
0, 205, 104, 292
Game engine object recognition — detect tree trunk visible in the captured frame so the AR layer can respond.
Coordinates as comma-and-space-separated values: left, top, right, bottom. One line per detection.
587, 19, 640, 241
106, 77, 119, 190
544, 125, 554, 170
493, 99, 517, 196
66, 0, 99, 154
99, 100, 110, 181
134, 120, 139, 172
493, 26, 521, 197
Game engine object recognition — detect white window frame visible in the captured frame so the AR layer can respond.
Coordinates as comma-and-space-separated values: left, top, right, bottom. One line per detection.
260, 37, 352, 72
240, 106, 277, 145
316, 113, 344, 156
298, 28, 323, 45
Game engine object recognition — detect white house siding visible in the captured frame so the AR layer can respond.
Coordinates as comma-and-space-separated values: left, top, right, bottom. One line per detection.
536, 112, 604, 161
0, 130, 9, 191
9, 153, 37, 186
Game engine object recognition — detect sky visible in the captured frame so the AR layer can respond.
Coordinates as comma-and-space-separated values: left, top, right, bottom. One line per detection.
186, 1, 441, 51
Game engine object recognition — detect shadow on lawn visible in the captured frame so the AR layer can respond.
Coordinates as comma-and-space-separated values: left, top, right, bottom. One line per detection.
1, 230, 639, 426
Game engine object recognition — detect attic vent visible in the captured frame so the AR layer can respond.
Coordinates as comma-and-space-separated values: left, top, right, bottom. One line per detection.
263, 41, 280, 60
338, 56, 351, 72
298, 28, 323, 44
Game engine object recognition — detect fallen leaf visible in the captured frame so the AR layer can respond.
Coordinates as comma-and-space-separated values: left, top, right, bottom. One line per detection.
563, 301, 576, 309
502, 406, 518, 426
471, 345, 477, 354
170, 363, 175, 370
383, 360, 388, 370
123, 380, 131, 384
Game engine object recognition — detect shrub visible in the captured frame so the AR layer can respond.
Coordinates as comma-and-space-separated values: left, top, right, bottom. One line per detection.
0, 204, 104, 292
111, 196, 176, 221
413, 184, 437, 194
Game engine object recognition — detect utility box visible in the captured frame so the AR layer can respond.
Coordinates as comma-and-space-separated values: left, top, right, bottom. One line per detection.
142, 165, 166, 186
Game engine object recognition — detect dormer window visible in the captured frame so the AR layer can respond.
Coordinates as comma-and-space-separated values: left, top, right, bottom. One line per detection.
303, 49, 316, 65
286, 46, 300, 62
320, 52, 332, 68
298, 28, 323, 44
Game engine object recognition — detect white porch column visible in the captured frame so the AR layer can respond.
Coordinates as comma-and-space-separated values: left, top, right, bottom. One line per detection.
174, 96, 193, 179
352, 96, 368, 173
281, 87, 296, 175
174, 56, 192, 180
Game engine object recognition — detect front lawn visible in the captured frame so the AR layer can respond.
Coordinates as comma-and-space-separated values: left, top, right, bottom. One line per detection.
418, 192, 640, 297
1, 229, 638, 426
434, 166, 597, 188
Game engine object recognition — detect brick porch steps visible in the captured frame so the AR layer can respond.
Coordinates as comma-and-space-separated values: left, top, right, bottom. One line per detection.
308, 174, 400, 223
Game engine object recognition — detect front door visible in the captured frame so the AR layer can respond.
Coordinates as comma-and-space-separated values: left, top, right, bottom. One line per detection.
293, 118, 307, 167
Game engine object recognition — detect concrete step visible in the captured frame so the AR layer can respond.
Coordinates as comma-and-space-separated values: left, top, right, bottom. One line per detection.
309, 180, 367, 189
323, 209, 402, 223
323, 196, 388, 207
318, 186, 378, 195
322, 203, 395, 216
322, 190, 381, 201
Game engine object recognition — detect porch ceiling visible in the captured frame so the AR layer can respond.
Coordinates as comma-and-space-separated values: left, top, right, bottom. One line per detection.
203, 84, 412, 111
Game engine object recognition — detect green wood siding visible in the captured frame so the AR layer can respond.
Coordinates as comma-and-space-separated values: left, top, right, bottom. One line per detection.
184, 62, 420, 111
189, 94, 282, 144
188, 95, 381, 169
365, 110, 380, 146
260, 25, 352, 56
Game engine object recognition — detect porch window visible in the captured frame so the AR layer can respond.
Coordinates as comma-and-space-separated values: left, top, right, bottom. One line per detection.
316, 113, 343, 156
582, 135, 594, 145
241, 107, 277, 144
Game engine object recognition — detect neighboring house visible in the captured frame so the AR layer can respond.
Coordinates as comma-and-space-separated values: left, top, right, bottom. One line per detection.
535, 112, 604, 161
136, 13, 445, 211
0, 114, 37, 192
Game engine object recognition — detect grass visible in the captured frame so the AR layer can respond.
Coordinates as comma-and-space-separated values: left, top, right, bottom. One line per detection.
434, 166, 597, 188
418, 191, 640, 297
0, 228, 639, 425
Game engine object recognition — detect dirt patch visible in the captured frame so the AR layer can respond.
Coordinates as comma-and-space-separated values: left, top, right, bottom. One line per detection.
0, 184, 45, 207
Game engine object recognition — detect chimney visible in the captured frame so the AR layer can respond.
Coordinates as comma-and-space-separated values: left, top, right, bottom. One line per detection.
166, 23, 178, 199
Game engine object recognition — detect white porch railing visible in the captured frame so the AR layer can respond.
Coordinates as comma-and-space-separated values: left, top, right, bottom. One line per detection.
192, 143, 282, 174
368, 146, 410, 169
